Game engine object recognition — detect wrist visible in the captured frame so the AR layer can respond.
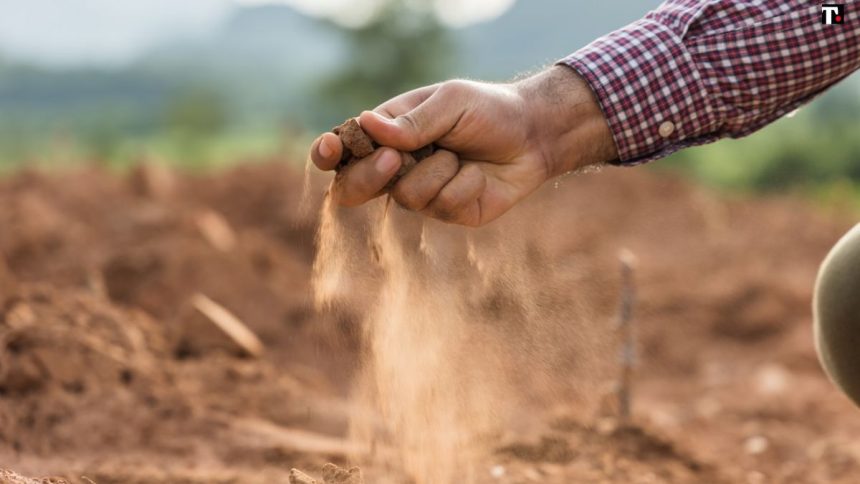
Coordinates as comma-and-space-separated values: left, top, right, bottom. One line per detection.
516, 66, 618, 177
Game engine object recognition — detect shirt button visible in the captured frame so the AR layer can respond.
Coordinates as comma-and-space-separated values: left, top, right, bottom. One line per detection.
659, 121, 675, 138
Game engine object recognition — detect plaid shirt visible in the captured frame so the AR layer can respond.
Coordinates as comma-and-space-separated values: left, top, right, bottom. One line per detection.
560, 0, 860, 165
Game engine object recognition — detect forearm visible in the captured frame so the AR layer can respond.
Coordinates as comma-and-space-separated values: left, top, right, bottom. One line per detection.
515, 66, 618, 177
559, 0, 860, 165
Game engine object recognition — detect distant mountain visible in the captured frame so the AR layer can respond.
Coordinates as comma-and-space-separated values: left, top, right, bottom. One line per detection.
3, 0, 854, 141
457, 0, 661, 79
0, 0, 725, 138
139, 5, 342, 83
134, 5, 346, 124
0, 0, 231, 67
0, 4, 339, 125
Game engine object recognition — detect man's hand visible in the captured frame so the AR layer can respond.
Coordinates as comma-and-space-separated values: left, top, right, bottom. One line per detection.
309, 66, 617, 227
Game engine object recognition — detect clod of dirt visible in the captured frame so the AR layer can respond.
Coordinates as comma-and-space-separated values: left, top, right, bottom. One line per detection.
321, 463, 363, 484
289, 464, 363, 484
289, 468, 319, 484
333, 118, 377, 169
331, 117, 435, 188
498, 435, 576, 464
128, 162, 177, 200
0, 468, 69, 484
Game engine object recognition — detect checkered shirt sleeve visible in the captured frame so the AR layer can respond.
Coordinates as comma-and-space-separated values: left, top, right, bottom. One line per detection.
560, 0, 860, 165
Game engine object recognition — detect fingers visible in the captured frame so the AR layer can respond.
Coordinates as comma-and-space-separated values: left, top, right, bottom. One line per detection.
310, 132, 343, 171
388, 149, 487, 226
311, 84, 437, 171
373, 84, 439, 119
333, 144, 489, 226
390, 150, 460, 211
360, 81, 469, 152
421, 163, 487, 227
332, 148, 402, 207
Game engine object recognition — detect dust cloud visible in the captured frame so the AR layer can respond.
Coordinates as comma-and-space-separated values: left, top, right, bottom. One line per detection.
311, 183, 614, 483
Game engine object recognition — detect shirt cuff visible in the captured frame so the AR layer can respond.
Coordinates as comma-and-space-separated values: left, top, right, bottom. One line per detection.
559, 18, 721, 166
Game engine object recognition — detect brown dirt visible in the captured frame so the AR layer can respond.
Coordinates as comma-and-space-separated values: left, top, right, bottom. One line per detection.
0, 468, 69, 483
332, 118, 434, 188
0, 160, 857, 483
334, 118, 377, 167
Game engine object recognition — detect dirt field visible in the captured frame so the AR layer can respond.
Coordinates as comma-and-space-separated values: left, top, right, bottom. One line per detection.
1, 160, 858, 483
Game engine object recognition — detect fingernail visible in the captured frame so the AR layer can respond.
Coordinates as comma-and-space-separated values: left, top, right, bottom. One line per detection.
318, 138, 333, 158
375, 150, 400, 175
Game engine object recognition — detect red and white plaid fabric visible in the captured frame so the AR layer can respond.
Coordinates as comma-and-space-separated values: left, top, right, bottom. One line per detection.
560, 0, 860, 165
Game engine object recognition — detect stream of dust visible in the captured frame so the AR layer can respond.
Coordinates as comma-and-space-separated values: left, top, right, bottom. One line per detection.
310, 179, 612, 483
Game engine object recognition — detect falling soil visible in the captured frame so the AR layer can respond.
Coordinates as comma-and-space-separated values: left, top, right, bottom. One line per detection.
1, 159, 859, 483
312, 182, 612, 482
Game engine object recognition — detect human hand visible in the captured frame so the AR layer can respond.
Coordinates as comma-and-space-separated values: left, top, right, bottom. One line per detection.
310, 66, 617, 226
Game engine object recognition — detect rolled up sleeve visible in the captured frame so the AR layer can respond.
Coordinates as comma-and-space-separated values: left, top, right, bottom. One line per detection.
560, 0, 860, 165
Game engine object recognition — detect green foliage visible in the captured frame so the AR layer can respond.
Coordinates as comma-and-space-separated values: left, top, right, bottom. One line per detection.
314, 0, 455, 127
0, 0, 856, 197
161, 87, 230, 166
165, 88, 228, 138
660, 80, 860, 194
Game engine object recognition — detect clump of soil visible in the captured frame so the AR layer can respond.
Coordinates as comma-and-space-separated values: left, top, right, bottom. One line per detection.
333, 119, 377, 168
331, 117, 436, 187
498, 436, 575, 464
290, 464, 363, 484
0, 469, 68, 484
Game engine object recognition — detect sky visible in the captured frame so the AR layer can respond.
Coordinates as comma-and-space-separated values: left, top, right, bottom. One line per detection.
0, 0, 233, 66
0, 0, 515, 66
237, 0, 517, 27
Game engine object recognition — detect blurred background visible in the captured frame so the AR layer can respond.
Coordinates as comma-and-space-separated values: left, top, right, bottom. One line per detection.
1, 0, 858, 199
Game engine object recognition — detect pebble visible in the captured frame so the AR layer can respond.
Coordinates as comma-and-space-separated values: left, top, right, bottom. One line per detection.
744, 435, 770, 455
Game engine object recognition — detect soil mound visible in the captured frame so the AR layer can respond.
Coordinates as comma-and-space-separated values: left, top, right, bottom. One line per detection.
0, 161, 857, 483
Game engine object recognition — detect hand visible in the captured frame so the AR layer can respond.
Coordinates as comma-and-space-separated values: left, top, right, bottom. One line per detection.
310, 66, 617, 227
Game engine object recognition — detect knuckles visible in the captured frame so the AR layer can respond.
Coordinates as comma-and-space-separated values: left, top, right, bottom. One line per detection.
394, 112, 422, 147
438, 79, 471, 99
391, 184, 425, 212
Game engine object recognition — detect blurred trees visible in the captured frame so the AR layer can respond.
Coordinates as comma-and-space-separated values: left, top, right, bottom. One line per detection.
163, 87, 229, 166
662, 80, 860, 193
314, 0, 455, 127
166, 87, 228, 138
1, 0, 858, 200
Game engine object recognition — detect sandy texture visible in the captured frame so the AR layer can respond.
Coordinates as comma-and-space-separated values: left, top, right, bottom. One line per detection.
333, 118, 376, 167
0, 469, 68, 484
0, 162, 858, 483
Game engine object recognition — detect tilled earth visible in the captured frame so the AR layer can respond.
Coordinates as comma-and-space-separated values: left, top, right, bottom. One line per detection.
0, 160, 858, 483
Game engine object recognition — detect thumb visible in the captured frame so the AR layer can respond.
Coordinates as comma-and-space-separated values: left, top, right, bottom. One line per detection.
360, 86, 466, 151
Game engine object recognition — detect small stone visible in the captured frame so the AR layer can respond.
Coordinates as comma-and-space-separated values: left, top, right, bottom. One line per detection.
289, 468, 318, 484
755, 364, 790, 395
321, 463, 363, 484
332, 117, 435, 188
744, 435, 770, 455
333, 118, 376, 164
5, 303, 36, 328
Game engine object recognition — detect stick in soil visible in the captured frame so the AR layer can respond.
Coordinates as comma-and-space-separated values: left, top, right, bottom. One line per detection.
188, 293, 265, 357
616, 249, 638, 425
